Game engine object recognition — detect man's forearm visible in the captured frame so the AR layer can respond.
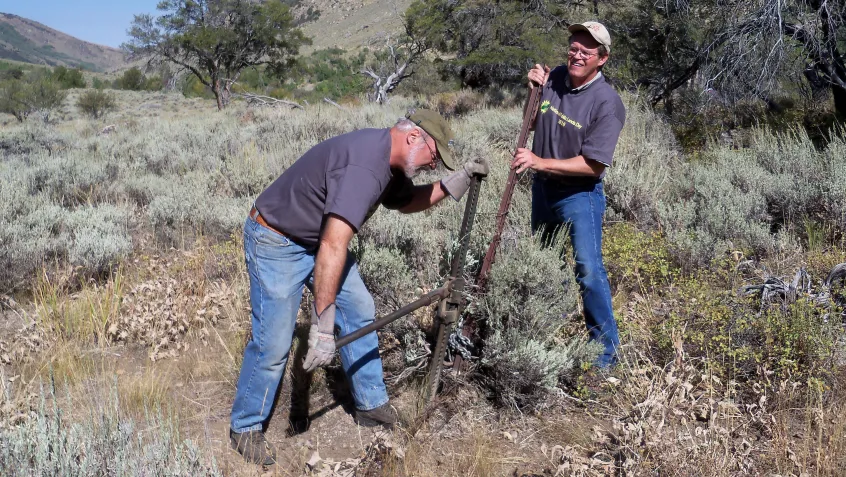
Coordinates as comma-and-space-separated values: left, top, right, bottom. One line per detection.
398, 183, 449, 213
536, 155, 605, 177
313, 241, 346, 313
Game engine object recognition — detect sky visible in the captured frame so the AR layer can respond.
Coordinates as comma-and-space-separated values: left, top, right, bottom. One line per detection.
1, 0, 162, 48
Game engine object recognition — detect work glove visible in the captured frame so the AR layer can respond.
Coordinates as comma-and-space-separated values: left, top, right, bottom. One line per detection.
303, 302, 336, 373
440, 156, 490, 201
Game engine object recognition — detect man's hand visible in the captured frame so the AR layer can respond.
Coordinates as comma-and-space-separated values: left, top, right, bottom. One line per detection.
440, 156, 490, 201
528, 64, 550, 89
303, 302, 336, 372
512, 148, 546, 174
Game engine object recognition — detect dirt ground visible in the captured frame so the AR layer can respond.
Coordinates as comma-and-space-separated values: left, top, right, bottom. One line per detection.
2, 289, 606, 477
156, 328, 598, 476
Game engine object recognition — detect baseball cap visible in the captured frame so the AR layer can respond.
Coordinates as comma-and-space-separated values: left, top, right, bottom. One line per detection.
405, 109, 456, 170
568, 21, 612, 53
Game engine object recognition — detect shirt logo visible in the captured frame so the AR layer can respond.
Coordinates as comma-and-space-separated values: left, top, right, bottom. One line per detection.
543, 102, 583, 129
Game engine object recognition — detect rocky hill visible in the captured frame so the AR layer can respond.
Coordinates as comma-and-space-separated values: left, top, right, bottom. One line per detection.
298, 0, 413, 52
0, 13, 125, 72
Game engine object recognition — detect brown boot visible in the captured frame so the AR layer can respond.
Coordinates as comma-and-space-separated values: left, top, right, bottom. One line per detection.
354, 402, 398, 429
229, 429, 277, 466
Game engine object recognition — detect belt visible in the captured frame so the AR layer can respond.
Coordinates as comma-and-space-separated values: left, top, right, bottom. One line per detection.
535, 172, 601, 187
249, 206, 289, 238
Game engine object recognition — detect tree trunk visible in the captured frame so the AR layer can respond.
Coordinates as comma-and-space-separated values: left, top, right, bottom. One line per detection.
832, 83, 846, 119
213, 79, 224, 110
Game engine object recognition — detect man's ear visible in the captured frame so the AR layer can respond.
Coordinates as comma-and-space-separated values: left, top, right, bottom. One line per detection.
406, 127, 421, 145
597, 55, 609, 68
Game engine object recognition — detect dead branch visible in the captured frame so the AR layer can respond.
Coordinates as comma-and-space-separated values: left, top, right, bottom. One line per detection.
323, 97, 345, 110
236, 92, 303, 109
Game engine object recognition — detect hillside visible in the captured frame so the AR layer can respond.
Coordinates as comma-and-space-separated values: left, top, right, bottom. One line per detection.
298, 0, 413, 52
0, 13, 125, 72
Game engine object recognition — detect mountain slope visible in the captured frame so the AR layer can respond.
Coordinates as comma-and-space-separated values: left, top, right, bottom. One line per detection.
298, 0, 413, 52
0, 13, 124, 72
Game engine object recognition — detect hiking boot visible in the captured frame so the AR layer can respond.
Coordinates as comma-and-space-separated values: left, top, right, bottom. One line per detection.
229, 429, 277, 466
355, 402, 398, 429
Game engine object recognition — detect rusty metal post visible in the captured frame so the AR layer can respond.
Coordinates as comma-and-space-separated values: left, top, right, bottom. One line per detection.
452, 84, 544, 372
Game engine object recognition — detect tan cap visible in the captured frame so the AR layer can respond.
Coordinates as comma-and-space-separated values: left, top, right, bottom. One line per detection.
568, 21, 611, 53
406, 109, 456, 170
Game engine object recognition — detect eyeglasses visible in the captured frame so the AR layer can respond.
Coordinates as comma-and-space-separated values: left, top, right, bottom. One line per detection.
422, 136, 439, 163
568, 47, 598, 60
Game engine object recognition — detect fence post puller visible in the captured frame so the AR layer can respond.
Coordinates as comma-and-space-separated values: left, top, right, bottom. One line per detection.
333, 175, 484, 403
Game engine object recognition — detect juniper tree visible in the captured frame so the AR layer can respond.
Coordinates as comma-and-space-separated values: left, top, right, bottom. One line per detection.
607, 0, 846, 116
123, 0, 310, 110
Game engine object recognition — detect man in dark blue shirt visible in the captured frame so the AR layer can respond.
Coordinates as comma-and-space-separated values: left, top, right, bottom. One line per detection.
230, 110, 488, 465
511, 21, 626, 369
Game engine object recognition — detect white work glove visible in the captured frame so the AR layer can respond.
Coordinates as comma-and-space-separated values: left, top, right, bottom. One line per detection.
303, 302, 336, 373
440, 157, 490, 201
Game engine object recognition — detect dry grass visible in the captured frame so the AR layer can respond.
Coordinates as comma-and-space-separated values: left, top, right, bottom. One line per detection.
22, 343, 98, 390
117, 365, 176, 419
33, 265, 124, 345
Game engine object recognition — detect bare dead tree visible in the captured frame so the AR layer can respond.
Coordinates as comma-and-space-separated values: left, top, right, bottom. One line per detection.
621, 0, 846, 116
360, 18, 432, 104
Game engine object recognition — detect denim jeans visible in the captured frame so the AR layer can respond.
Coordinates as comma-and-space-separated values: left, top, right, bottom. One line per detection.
230, 216, 389, 433
531, 179, 620, 367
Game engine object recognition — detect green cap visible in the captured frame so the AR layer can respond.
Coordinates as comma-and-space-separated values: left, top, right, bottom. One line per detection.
406, 109, 456, 170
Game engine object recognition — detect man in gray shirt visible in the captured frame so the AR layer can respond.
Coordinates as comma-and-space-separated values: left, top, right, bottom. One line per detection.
512, 21, 626, 368
230, 109, 488, 465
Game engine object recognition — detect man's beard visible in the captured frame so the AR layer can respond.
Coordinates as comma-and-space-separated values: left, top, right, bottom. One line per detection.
403, 142, 426, 178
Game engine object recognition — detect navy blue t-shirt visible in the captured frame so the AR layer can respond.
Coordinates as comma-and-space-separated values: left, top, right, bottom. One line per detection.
255, 128, 414, 246
531, 68, 626, 183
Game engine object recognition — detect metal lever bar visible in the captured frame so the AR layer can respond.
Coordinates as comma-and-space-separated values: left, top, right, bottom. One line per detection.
335, 286, 449, 349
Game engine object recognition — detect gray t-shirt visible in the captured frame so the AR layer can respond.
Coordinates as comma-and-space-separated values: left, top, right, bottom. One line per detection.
255, 128, 414, 246
531, 67, 626, 184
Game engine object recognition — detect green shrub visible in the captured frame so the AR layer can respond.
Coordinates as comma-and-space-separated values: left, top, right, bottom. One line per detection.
146, 173, 250, 241
357, 246, 417, 315
25, 155, 113, 206
51, 66, 86, 89
483, 330, 601, 410
76, 90, 117, 119
607, 98, 846, 268
395, 58, 460, 97
603, 222, 677, 293
90, 77, 108, 90
114, 67, 146, 91
0, 65, 24, 80
63, 205, 132, 273
0, 384, 220, 476
653, 271, 841, 386
0, 122, 68, 156
605, 97, 678, 226
481, 232, 579, 338
0, 79, 32, 122
0, 78, 67, 123
478, 230, 601, 410
0, 159, 131, 292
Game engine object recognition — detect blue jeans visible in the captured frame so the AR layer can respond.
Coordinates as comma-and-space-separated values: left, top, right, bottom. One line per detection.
531, 179, 619, 367
230, 216, 389, 433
